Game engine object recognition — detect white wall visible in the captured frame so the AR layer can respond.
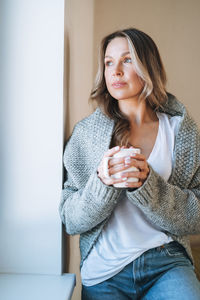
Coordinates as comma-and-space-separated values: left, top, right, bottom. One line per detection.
0, 0, 64, 275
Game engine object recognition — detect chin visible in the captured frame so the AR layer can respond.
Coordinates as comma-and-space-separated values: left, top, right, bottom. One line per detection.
111, 95, 137, 102
109, 92, 129, 101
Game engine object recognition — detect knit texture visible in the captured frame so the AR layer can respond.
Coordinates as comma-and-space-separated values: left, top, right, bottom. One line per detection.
59, 93, 200, 267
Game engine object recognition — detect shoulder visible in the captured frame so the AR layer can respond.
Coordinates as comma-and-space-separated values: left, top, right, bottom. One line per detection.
63, 107, 114, 168
160, 92, 186, 116
65, 108, 103, 143
73, 107, 111, 132
66, 107, 114, 146
63, 110, 99, 161
162, 94, 200, 185
162, 93, 200, 135
162, 92, 200, 152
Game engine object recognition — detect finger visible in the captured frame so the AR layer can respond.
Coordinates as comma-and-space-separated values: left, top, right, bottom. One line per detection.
109, 156, 126, 167
109, 158, 144, 175
121, 171, 148, 180
104, 146, 121, 158
124, 181, 143, 188
103, 176, 127, 186
109, 163, 128, 175
130, 153, 146, 161
110, 154, 143, 168
125, 159, 148, 171
109, 154, 140, 167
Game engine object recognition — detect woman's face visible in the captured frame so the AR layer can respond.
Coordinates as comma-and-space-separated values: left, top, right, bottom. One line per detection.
104, 37, 144, 102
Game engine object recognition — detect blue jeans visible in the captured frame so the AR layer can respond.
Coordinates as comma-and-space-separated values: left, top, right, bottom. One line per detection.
82, 242, 200, 300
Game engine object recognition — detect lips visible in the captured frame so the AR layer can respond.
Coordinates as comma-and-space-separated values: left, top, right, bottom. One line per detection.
111, 81, 127, 88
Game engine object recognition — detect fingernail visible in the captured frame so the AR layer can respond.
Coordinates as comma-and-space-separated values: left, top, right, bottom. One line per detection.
125, 157, 131, 164
122, 177, 127, 181
115, 146, 120, 150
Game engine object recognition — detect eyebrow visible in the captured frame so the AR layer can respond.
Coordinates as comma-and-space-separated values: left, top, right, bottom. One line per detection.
104, 51, 130, 59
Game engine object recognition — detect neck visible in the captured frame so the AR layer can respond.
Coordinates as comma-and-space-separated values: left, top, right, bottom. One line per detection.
118, 98, 157, 126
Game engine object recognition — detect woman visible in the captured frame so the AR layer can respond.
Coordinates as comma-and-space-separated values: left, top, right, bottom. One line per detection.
60, 28, 200, 299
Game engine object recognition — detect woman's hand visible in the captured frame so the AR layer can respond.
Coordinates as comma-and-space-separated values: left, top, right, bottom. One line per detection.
97, 146, 149, 188
97, 146, 126, 186
120, 153, 149, 188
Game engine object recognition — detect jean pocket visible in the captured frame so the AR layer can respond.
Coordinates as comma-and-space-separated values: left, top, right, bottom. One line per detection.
164, 247, 185, 257
163, 242, 187, 257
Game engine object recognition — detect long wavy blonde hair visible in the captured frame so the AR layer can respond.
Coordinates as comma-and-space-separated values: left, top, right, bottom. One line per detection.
90, 28, 167, 147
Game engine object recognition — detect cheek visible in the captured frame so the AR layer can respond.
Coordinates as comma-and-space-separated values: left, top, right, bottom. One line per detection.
104, 71, 111, 86
131, 73, 143, 88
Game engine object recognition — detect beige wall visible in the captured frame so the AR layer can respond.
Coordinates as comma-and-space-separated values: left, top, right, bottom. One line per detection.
64, 0, 94, 137
64, 1, 94, 299
65, 1, 200, 299
93, 0, 200, 126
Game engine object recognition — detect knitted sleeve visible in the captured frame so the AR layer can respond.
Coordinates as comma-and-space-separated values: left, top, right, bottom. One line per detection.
126, 165, 200, 236
126, 114, 200, 238
59, 124, 121, 235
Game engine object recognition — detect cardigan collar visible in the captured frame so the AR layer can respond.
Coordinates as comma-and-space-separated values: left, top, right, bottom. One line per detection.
92, 93, 196, 189
93, 93, 185, 161
158, 92, 185, 117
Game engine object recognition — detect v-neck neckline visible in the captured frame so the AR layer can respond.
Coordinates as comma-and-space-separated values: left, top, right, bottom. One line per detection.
147, 111, 161, 162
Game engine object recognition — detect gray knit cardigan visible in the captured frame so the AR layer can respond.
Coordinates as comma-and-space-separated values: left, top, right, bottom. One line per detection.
59, 93, 200, 267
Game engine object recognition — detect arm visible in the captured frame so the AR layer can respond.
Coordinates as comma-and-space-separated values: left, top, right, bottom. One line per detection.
126, 164, 200, 236
59, 126, 122, 235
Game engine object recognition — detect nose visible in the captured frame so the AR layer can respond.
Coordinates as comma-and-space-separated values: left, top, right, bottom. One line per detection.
113, 62, 123, 76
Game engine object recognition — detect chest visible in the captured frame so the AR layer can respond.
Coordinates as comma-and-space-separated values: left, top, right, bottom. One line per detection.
128, 121, 159, 160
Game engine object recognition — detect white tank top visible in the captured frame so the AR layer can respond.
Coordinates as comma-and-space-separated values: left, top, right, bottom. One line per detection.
81, 112, 181, 286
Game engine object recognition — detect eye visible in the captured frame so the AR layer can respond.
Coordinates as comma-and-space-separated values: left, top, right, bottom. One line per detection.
105, 60, 113, 67
124, 57, 132, 63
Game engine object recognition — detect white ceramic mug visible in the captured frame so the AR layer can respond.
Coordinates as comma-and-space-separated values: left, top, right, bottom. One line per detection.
103, 148, 141, 187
